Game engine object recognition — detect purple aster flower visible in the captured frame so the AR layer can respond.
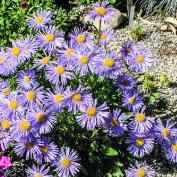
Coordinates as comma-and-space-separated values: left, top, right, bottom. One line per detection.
28, 105, 57, 134
105, 109, 127, 137
69, 27, 94, 48
12, 110, 37, 139
128, 45, 153, 72
99, 28, 115, 45
57, 40, 77, 66
76, 100, 110, 130
0, 92, 22, 118
0, 58, 17, 76
37, 25, 64, 51
64, 86, 93, 113
23, 36, 37, 58
126, 161, 155, 177
122, 89, 144, 111
7, 38, 28, 65
129, 107, 154, 133
34, 51, 52, 70
18, 84, 45, 108
121, 41, 135, 59
36, 137, 59, 163
45, 86, 66, 113
163, 137, 177, 163
93, 50, 122, 78
0, 81, 11, 97
14, 136, 42, 160
0, 130, 11, 151
46, 61, 73, 85
0, 47, 7, 65
28, 9, 52, 30
88, 0, 116, 24
27, 164, 53, 177
74, 46, 96, 76
55, 147, 81, 177
155, 119, 177, 144
16, 69, 36, 89
116, 74, 137, 91
125, 132, 154, 157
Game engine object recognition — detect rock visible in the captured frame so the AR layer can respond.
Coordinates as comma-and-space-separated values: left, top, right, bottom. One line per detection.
84, 9, 123, 30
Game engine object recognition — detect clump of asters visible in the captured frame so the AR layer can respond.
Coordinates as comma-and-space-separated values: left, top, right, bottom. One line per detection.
0, 3, 171, 177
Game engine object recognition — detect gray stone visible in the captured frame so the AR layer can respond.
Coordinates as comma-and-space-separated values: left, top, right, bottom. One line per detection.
84, 9, 123, 30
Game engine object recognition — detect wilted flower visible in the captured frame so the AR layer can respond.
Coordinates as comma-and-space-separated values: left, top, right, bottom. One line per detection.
105, 109, 127, 137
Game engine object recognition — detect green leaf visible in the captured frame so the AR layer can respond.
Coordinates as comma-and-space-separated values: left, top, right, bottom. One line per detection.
79, 0, 86, 3
109, 0, 117, 4
86, 0, 91, 4
106, 147, 118, 156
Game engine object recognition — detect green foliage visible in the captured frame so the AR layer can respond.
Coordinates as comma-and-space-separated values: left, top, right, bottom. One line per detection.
79, 0, 93, 4
0, 0, 78, 47
147, 92, 161, 105
129, 26, 146, 41
159, 72, 171, 87
137, 72, 158, 93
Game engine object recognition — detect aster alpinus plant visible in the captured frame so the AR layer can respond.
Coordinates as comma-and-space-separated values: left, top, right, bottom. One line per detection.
0, 1, 176, 177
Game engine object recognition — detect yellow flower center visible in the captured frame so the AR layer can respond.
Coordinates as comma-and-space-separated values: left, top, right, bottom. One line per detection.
162, 129, 170, 137
80, 56, 88, 64
1, 119, 11, 131
9, 100, 19, 110
111, 118, 119, 127
24, 141, 32, 149
77, 35, 86, 43
35, 174, 43, 177
45, 34, 54, 42
136, 55, 144, 63
87, 107, 97, 117
61, 158, 71, 168
11, 47, 21, 56
53, 94, 63, 104
24, 75, 31, 83
97, 7, 107, 15
20, 120, 30, 131
104, 58, 114, 68
100, 33, 107, 40
41, 146, 49, 154
129, 97, 136, 103
26, 91, 36, 100
2, 88, 11, 96
66, 49, 75, 57
136, 113, 145, 122
36, 112, 46, 122
136, 138, 145, 146
41, 57, 49, 64
35, 16, 44, 24
55, 66, 65, 75
172, 143, 177, 152
0, 57, 4, 62
72, 93, 82, 101
137, 168, 145, 177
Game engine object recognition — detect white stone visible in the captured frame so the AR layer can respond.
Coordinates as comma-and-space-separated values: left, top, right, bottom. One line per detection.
84, 9, 123, 30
